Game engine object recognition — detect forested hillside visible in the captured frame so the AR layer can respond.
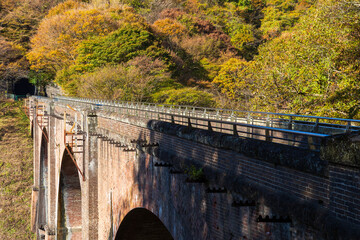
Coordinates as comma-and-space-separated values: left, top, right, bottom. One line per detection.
1, 0, 360, 118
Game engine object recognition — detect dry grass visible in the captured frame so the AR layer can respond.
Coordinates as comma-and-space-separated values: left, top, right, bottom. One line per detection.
0, 99, 34, 239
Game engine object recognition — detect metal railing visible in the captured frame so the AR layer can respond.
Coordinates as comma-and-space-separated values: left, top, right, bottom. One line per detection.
6, 93, 27, 101
39, 96, 360, 151
54, 96, 360, 132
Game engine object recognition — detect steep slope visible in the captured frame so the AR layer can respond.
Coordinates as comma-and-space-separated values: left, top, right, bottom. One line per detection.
0, 99, 34, 239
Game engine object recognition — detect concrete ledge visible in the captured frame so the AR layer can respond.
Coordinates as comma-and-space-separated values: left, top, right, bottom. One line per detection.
322, 133, 360, 168
147, 120, 328, 176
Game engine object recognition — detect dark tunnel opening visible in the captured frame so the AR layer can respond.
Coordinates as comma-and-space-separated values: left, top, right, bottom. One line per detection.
13, 78, 35, 95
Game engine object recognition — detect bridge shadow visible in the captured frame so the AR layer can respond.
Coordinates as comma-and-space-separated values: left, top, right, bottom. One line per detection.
38, 128, 48, 233
131, 120, 323, 239
109, 116, 336, 239
125, 126, 266, 239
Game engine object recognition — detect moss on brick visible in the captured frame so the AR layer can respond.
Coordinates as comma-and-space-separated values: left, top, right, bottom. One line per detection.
321, 134, 360, 168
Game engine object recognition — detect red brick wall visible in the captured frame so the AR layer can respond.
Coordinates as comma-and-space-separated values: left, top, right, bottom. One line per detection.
57, 150, 82, 239
96, 114, 360, 239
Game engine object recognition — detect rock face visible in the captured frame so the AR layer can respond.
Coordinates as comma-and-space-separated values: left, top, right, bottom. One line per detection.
45, 84, 63, 98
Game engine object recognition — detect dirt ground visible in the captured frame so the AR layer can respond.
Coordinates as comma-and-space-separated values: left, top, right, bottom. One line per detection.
0, 99, 34, 239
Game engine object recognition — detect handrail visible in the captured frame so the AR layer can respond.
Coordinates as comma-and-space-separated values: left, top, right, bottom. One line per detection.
54, 96, 360, 135
165, 113, 330, 138
54, 96, 360, 124
53, 96, 330, 151
31, 95, 360, 151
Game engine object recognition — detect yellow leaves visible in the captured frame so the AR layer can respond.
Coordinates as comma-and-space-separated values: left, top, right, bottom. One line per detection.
213, 58, 251, 100
27, 5, 125, 73
153, 18, 188, 38
10, 43, 26, 55
46, 0, 84, 17
230, 24, 255, 51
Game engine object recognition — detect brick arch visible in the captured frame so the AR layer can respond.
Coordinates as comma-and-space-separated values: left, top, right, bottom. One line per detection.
57, 148, 82, 239
114, 208, 174, 240
38, 127, 48, 231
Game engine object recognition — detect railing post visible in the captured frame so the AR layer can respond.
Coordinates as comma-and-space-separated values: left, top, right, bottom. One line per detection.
233, 124, 238, 136
346, 121, 351, 133
265, 114, 271, 141
247, 113, 251, 138
288, 116, 293, 130
208, 121, 212, 131
308, 136, 316, 151
265, 128, 271, 142
313, 118, 319, 133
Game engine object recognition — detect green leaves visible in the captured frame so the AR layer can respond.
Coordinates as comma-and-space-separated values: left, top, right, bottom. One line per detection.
250, 0, 360, 118
76, 24, 154, 69
152, 87, 216, 107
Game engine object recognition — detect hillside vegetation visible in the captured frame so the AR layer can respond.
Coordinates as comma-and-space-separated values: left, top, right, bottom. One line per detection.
0, 99, 33, 239
1, 0, 360, 118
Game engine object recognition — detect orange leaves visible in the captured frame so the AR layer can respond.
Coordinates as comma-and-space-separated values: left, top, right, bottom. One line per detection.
153, 18, 188, 38
27, 6, 123, 73
0, 37, 28, 87
46, 0, 84, 17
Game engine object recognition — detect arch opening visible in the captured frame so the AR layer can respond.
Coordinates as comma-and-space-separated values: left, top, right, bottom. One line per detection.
13, 78, 35, 96
115, 208, 174, 240
30, 120, 34, 139
38, 128, 48, 231
57, 148, 82, 239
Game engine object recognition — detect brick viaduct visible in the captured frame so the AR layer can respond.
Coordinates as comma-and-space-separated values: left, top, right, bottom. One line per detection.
26, 96, 360, 240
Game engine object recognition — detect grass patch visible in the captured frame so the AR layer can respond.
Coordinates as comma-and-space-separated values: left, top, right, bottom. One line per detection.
0, 99, 34, 239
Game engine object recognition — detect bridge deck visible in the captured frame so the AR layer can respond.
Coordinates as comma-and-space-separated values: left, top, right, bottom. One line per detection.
32, 96, 360, 151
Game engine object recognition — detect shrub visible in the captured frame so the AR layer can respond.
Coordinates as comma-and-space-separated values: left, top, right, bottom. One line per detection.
152, 87, 216, 107
213, 58, 251, 100
76, 55, 172, 101
76, 24, 154, 69
153, 18, 188, 38
46, 0, 84, 17
180, 35, 223, 61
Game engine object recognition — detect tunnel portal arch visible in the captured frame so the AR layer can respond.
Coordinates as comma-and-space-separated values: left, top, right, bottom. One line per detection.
13, 77, 35, 95
115, 208, 174, 240
57, 148, 82, 239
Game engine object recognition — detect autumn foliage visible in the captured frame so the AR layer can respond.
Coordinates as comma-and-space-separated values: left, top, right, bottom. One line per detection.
2, 0, 360, 117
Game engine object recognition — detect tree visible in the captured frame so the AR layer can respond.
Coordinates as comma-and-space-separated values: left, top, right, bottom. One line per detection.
250, 0, 360, 118
26, 5, 128, 74
0, 37, 27, 92
75, 24, 154, 70
213, 58, 251, 100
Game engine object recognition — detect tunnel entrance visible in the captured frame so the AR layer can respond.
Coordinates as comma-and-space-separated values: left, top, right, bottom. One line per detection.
38, 128, 48, 232
115, 208, 174, 240
57, 148, 82, 239
13, 78, 35, 96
